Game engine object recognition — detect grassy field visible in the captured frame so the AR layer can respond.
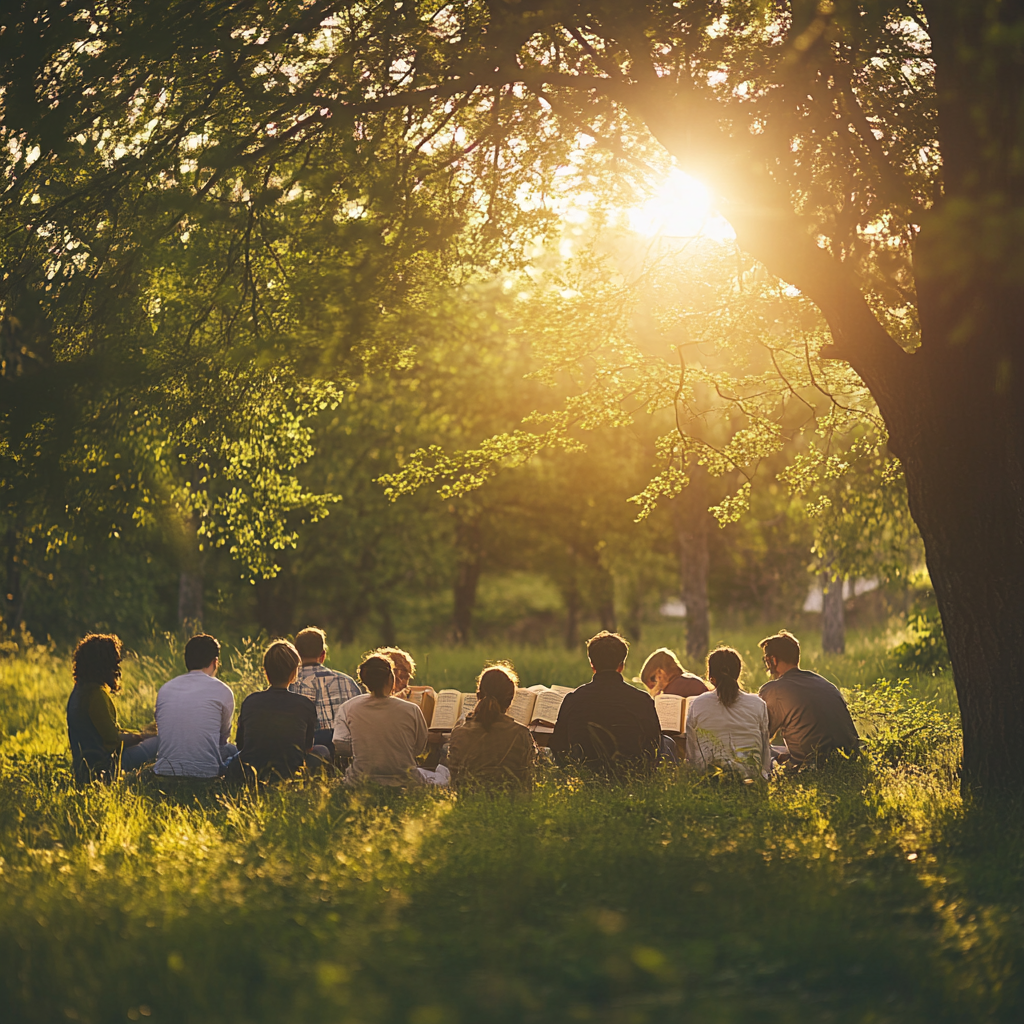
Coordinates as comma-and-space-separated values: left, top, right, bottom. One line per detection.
0, 630, 1019, 1023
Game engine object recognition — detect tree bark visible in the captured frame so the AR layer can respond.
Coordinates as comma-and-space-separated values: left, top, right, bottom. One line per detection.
673, 470, 711, 666
177, 570, 203, 631
451, 516, 482, 645
821, 573, 846, 655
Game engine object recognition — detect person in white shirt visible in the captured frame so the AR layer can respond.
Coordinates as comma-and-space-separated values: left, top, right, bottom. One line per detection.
685, 647, 772, 780
333, 653, 450, 788
154, 634, 237, 778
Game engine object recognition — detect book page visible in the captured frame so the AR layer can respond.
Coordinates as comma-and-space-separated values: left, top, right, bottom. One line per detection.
508, 688, 538, 727
551, 685, 574, 696
404, 686, 436, 729
527, 684, 549, 694
531, 689, 567, 726
655, 693, 686, 733
459, 692, 478, 722
429, 689, 464, 731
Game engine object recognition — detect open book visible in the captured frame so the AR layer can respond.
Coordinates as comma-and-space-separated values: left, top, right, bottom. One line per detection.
508, 685, 575, 728
403, 686, 436, 729
655, 693, 689, 734
426, 689, 479, 731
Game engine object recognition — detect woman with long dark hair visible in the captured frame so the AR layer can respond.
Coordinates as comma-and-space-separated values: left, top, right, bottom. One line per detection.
447, 662, 538, 791
685, 647, 772, 779
67, 634, 157, 783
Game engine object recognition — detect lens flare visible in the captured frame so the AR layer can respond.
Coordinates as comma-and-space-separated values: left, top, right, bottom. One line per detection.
627, 169, 736, 242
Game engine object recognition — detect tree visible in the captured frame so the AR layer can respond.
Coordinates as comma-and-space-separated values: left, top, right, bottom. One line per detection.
5, 1, 1021, 791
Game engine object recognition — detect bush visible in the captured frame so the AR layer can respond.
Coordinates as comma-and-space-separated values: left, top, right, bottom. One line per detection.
889, 608, 951, 676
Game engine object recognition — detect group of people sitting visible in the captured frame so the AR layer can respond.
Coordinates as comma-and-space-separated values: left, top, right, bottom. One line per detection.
67, 624, 861, 789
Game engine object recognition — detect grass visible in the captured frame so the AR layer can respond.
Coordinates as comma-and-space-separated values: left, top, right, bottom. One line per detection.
0, 630, 1019, 1023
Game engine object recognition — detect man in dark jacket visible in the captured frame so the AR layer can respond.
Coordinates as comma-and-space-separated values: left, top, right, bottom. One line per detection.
551, 631, 663, 775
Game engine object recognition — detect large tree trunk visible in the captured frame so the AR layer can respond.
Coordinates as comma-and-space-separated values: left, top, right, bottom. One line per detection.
673, 469, 711, 665
821, 573, 846, 655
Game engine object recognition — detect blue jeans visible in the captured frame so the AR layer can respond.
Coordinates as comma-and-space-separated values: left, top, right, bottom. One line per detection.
121, 735, 160, 771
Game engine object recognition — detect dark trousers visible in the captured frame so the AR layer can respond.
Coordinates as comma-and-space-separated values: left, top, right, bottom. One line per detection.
314, 728, 334, 750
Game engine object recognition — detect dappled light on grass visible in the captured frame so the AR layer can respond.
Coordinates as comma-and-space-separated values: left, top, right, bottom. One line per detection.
0, 641, 1020, 1022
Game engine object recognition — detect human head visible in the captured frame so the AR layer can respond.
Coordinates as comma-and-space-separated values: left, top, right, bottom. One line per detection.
375, 646, 415, 690
639, 647, 684, 690
184, 633, 221, 672
72, 634, 123, 693
587, 631, 629, 673
263, 639, 301, 688
471, 661, 519, 729
706, 646, 743, 708
759, 630, 801, 677
359, 653, 395, 696
294, 626, 327, 665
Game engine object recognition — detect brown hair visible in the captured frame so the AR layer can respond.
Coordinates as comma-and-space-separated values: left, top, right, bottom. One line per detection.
587, 631, 629, 672
759, 630, 801, 667
469, 662, 519, 730
294, 626, 327, 661
640, 647, 684, 687
359, 654, 395, 695
264, 640, 301, 686
72, 634, 123, 693
184, 633, 221, 672
706, 647, 743, 708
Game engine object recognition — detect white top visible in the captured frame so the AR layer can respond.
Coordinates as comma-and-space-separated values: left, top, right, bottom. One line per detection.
685, 689, 772, 779
333, 693, 428, 787
154, 671, 235, 778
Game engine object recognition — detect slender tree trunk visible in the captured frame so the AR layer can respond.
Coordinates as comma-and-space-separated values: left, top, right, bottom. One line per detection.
3, 524, 24, 630
673, 469, 711, 665
177, 571, 203, 631
451, 516, 482, 645
821, 573, 846, 654
563, 585, 580, 651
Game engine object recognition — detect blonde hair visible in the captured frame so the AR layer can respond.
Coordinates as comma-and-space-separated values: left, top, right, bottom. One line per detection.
639, 647, 684, 686
375, 646, 416, 679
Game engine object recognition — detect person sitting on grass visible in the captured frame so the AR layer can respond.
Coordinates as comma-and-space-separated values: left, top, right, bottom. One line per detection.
757, 630, 860, 769
640, 647, 710, 699
290, 626, 363, 749
154, 633, 237, 778
228, 639, 332, 783
447, 662, 538, 792
550, 631, 664, 776
67, 633, 158, 784
332, 653, 450, 788
685, 647, 772, 780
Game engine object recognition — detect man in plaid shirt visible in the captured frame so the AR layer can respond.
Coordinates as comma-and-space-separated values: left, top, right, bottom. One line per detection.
290, 627, 364, 748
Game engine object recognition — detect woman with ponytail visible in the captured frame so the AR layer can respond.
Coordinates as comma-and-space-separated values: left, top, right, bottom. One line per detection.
447, 662, 538, 791
685, 647, 772, 779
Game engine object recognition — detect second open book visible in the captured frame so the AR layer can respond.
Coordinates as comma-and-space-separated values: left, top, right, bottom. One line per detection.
418, 684, 576, 731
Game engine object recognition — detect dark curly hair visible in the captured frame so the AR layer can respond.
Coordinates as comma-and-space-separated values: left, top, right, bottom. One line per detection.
72, 634, 123, 693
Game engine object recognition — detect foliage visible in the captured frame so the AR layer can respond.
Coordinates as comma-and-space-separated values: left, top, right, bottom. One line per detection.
888, 607, 952, 677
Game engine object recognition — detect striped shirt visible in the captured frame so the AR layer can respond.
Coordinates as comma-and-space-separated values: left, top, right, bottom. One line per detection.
290, 664, 363, 732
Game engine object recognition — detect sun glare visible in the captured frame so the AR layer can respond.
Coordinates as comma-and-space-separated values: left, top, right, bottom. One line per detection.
627, 169, 736, 242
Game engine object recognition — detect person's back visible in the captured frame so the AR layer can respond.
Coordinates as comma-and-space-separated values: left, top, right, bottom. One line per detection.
236, 689, 317, 779
448, 664, 538, 791
67, 681, 117, 783
687, 690, 771, 778
290, 626, 363, 747
155, 634, 235, 778
336, 692, 428, 786
552, 631, 662, 775
757, 631, 859, 768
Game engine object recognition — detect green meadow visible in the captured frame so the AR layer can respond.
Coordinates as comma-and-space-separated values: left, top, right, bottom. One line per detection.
0, 631, 1019, 1024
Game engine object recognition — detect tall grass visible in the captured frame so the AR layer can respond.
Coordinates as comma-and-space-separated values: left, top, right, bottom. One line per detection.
0, 633, 1018, 1023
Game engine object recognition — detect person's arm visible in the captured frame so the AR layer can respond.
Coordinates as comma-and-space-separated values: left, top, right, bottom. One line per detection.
759, 702, 772, 779
641, 693, 663, 764
221, 689, 234, 746
758, 684, 783, 740
332, 705, 353, 758
412, 703, 428, 756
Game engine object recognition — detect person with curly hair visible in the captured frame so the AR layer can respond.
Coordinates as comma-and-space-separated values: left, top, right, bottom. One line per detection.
66, 633, 157, 784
